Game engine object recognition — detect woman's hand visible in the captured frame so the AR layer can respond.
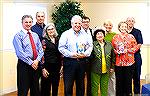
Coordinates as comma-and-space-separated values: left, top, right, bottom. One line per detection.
42, 68, 49, 78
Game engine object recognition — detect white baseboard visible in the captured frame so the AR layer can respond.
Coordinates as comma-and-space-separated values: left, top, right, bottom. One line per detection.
0, 87, 17, 95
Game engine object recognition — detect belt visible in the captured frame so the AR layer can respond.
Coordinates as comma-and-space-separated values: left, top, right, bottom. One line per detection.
64, 57, 87, 61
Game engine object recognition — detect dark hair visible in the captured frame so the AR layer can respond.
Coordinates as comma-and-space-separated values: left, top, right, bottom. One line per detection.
82, 16, 90, 21
36, 11, 45, 17
93, 29, 105, 41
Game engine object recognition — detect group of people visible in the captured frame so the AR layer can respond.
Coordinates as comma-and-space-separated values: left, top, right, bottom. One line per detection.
13, 11, 143, 96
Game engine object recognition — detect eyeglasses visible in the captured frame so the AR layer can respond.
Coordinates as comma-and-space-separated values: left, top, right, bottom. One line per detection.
47, 28, 54, 31
82, 21, 89, 23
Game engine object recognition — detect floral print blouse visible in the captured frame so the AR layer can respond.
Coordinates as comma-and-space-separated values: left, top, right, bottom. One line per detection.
112, 33, 139, 66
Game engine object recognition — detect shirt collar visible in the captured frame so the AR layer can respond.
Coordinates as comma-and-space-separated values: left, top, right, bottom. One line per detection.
71, 28, 82, 35
81, 27, 91, 34
21, 28, 31, 34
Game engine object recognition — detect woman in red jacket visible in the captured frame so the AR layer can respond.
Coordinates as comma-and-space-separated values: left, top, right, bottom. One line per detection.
112, 21, 139, 96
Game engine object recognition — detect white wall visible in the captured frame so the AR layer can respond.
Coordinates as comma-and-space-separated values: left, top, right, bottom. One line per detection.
2, 3, 48, 51
1, 3, 48, 95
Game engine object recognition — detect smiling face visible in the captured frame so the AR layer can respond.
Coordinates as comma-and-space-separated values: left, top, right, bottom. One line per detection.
104, 21, 113, 32
36, 12, 45, 25
118, 22, 128, 34
22, 17, 33, 31
71, 15, 82, 33
82, 18, 90, 30
71, 18, 82, 33
46, 25, 55, 37
96, 31, 105, 42
126, 17, 135, 27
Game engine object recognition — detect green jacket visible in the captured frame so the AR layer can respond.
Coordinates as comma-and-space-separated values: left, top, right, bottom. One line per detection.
91, 40, 115, 75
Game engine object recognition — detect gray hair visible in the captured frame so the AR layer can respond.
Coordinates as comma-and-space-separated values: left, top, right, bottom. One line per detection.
43, 23, 58, 39
21, 15, 33, 23
126, 17, 135, 23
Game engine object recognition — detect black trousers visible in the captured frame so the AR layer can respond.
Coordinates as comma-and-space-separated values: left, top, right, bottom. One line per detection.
115, 64, 135, 96
133, 53, 142, 94
85, 59, 91, 96
17, 59, 40, 96
63, 57, 86, 96
41, 67, 60, 96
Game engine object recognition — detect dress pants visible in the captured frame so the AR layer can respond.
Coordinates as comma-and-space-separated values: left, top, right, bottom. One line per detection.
63, 58, 86, 96
17, 59, 40, 96
41, 70, 60, 96
115, 64, 135, 96
133, 53, 142, 94
85, 59, 91, 96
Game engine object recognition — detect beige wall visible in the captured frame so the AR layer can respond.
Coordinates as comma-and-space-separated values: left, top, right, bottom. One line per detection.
80, 1, 150, 79
0, 0, 150, 95
0, 0, 3, 94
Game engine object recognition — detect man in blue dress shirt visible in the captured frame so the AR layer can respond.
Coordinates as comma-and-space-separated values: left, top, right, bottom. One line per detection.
58, 15, 93, 96
13, 15, 44, 96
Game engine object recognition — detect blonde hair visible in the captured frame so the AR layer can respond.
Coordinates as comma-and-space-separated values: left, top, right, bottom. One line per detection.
118, 21, 128, 32
103, 19, 113, 26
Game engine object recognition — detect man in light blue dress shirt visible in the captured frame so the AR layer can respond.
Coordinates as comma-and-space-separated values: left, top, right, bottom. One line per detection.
58, 15, 93, 96
13, 15, 44, 96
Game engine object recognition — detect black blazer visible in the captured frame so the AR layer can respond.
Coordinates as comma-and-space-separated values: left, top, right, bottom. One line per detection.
42, 37, 61, 72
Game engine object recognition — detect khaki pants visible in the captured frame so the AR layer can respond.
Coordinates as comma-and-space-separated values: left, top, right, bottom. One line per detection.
108, 72, 116, 96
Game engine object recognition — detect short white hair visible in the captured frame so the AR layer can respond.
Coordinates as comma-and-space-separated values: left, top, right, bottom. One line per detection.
103, 19, 113, 26
71, 15, 82, 24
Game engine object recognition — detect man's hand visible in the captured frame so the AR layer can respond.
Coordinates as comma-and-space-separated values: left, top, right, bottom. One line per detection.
72, 52, 78, 58
31, 60, 39, 70
72, 52, 86, 58
110, 68, 114, 73
77, 53, 86, 58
